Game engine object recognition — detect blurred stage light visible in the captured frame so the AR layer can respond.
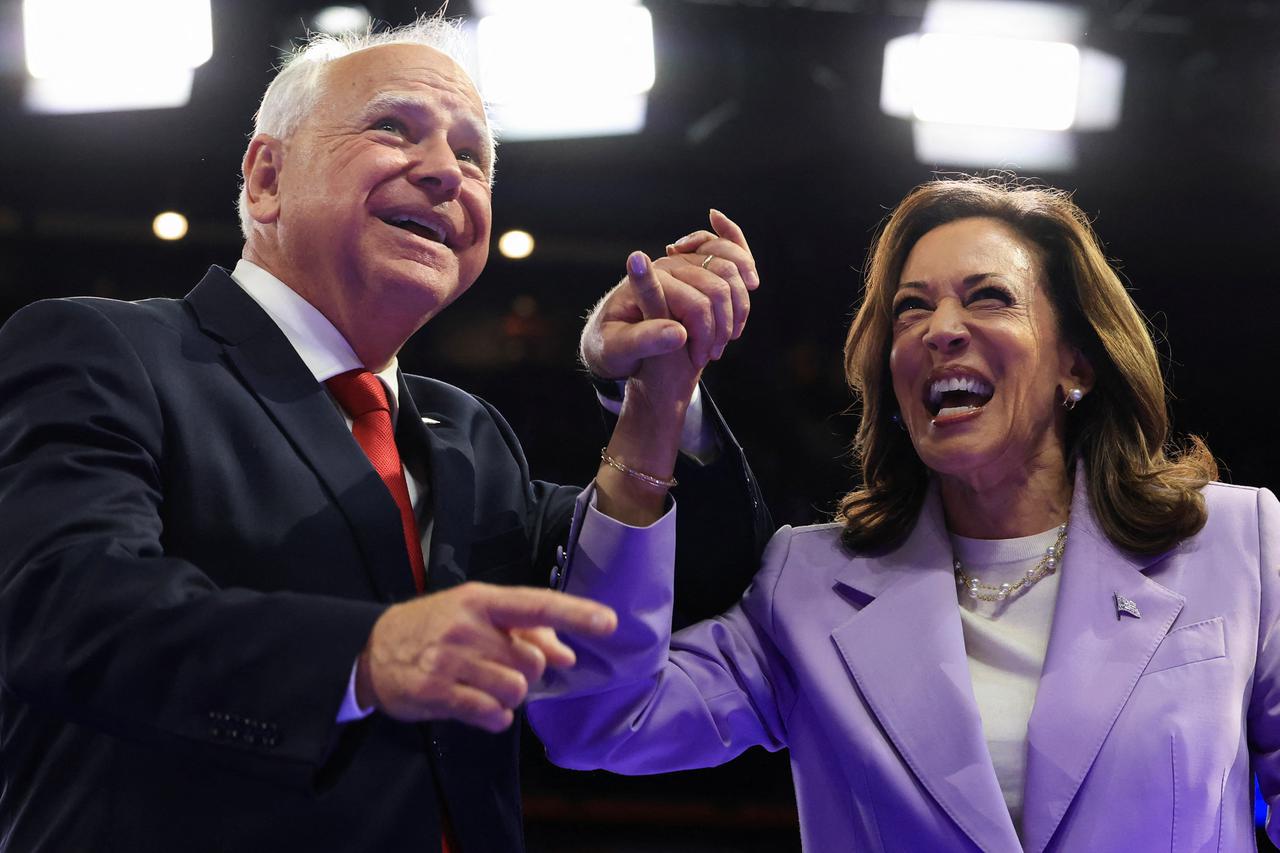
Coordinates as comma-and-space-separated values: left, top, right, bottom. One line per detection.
498, 229, 535, 259
26, 71, 196, 114
152, 211, 189, 241
470, 1, 654, 141
311, 5, 371, 36
23, 0, 212, 113
880, 0, 1124, 170
909, 35, 1080, 131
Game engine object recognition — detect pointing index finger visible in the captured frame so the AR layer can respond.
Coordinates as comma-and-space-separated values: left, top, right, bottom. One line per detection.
628, 251, 670, 321
485, 587, 618, 636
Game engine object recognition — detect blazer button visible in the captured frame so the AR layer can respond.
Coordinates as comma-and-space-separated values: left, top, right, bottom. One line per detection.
555, 545, 566, 568
549, 565, 561, 587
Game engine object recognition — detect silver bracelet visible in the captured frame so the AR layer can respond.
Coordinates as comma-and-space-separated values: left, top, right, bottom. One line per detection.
599, 447, 678, 491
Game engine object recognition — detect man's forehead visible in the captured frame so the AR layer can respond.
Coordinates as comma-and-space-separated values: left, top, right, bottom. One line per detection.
330, 43, 484, 113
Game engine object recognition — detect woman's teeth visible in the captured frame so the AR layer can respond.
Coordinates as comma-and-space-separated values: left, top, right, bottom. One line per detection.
928, 375, 993, 405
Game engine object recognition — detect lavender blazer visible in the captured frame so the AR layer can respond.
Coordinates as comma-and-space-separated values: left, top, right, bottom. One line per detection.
529, 473, 1280, 852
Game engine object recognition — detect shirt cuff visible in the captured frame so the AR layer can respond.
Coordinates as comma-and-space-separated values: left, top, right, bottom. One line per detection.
595, 383, 720, 465
336, 658, 375, 723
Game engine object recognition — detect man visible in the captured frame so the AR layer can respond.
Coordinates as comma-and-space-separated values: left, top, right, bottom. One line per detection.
0, 15, 766, 852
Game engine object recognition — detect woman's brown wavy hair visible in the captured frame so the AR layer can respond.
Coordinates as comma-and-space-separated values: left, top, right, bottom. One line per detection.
837, 176, 1216, 555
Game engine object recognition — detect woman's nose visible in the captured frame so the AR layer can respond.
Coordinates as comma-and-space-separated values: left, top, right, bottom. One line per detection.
923, 300, 969, 353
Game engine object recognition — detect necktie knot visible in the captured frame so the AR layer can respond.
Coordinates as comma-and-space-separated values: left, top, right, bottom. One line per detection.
326, 369, 389, 418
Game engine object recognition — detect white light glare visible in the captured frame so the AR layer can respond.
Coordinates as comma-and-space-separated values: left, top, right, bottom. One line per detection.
879, 0, 1125, 169
922, 0, 1086, 41
498, 230, 535, 259
921, 35, 1078, 131
311, 5, 371, 36
885, 34, 1080, 131
474, 1, 654, 140
24, 0, 213, 79
153, 211, 189, 241
23, 0, 212, 113
26, 71, 195, 113
913, 123, 1077, 171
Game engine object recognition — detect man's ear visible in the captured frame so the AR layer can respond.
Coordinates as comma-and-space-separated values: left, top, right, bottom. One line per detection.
242, 134, 283, 225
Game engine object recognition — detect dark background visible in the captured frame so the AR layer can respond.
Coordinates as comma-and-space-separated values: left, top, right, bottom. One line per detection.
2, 0, 1278, 849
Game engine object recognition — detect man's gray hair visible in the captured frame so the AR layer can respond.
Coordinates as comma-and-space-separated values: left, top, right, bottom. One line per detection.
237, 11, 494, 237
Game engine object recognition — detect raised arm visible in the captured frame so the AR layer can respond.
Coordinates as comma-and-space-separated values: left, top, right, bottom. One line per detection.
586, 209, 759, 527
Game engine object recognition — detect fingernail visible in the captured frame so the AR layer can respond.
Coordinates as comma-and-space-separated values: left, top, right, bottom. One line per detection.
710, 208, 723, 219
673, 232, 699, 246
663, 326, 684, 346
591, 610, 616, 632
748, 268, 760, 289
628, 252, 647, 276
665, 243, 677, 256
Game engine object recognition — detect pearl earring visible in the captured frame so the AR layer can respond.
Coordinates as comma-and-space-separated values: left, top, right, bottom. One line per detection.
1063, 387, 1084, 411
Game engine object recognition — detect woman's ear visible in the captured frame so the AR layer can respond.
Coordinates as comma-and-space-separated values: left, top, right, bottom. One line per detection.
1060, 343, 1096, 400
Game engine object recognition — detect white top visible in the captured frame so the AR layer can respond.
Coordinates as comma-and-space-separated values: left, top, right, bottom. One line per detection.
951, 525, 1062, 842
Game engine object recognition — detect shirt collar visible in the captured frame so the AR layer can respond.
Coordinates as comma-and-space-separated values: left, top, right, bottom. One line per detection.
230, 259, 401, 416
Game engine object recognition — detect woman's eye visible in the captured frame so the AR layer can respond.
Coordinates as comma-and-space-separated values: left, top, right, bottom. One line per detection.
968, 286, 1012, 306
893, 297, 929, 318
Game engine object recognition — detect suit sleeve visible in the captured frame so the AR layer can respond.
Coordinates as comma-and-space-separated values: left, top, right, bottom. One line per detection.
591, 381, 774, 627
1247, 487, 1280, 841
526, 489, 794, 773
0, 300, 384, 788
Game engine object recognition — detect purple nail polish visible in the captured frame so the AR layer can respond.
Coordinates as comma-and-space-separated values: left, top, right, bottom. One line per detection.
629, 253, 646, 275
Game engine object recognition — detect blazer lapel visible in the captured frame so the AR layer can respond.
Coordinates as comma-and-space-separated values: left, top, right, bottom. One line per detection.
185, 268, 417, 602
832, 486, 1023, 853
1020, 469, 1184, 853
397, 376, 471, 592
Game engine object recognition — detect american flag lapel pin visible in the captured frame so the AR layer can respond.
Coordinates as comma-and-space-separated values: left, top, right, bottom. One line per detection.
1114, 592, 1142, 620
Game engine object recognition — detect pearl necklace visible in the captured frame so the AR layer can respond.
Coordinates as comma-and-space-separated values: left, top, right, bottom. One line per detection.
954, 522, 1067, 602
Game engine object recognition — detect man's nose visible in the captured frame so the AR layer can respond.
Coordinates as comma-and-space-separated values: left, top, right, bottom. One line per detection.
924, 299, 969, 354
407, 135, 462, 201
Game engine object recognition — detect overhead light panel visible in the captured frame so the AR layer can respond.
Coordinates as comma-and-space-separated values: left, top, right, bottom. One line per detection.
23, 0, 213, 113
880, 0, 1124, 170
471, 1, 655, 141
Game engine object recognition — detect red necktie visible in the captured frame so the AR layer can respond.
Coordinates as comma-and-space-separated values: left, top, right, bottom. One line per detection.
325, 369, 426, 594
326, 370, 457, 852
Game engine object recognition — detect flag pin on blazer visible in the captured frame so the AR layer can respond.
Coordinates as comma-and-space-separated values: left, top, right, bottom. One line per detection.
1114, 592, 1142, 620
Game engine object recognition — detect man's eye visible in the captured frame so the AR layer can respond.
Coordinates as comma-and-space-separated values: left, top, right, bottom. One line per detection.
456, 149, 479, 164
373, 119, 405, 134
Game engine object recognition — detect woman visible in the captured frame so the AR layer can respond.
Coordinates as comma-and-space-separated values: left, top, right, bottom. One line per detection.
528, 176, 1280, 853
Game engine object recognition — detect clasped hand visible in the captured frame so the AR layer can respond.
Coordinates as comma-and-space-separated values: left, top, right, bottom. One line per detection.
581, 208, 759, 401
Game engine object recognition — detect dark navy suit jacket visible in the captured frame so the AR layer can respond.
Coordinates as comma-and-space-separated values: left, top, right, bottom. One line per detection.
0, 266, 769, 852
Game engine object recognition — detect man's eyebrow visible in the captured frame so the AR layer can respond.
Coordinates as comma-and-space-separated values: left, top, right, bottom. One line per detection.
358, 93, 491, 146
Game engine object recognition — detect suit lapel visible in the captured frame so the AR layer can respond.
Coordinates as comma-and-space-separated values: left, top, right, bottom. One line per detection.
185, 268, 417, 602
832, 486, 1023, 853
1021, 471, 1183, 853
397, 375, 471, 592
